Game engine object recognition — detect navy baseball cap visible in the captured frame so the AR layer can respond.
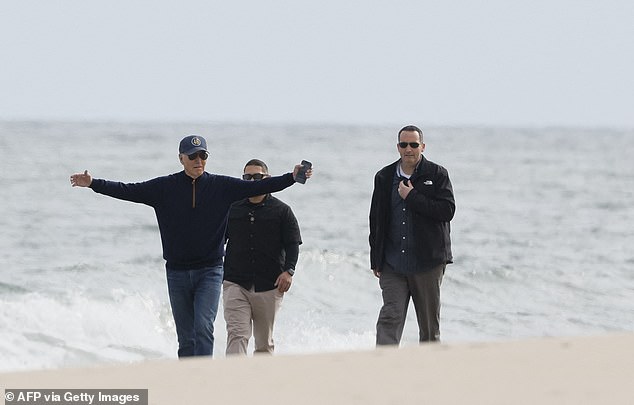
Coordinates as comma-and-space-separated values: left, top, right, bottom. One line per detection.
179, 135, 208, 155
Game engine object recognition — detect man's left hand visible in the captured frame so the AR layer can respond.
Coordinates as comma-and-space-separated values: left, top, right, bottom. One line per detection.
292, 164, 313, 181
275, 271, 293, 293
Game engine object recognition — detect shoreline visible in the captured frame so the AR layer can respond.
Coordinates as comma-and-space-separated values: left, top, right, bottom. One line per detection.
2, 333, 633, 404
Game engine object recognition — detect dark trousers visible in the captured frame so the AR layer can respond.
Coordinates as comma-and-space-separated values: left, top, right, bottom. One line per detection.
376, 264, 445, 345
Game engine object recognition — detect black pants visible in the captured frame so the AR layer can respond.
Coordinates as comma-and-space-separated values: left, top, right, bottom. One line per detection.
376, 264, 445, 345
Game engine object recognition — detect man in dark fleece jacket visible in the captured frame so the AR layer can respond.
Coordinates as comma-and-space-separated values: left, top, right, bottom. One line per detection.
70, 135, 311, 358
369, 125, 454, 346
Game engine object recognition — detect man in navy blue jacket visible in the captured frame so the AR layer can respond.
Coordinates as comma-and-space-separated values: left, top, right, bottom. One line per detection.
70, 135, 311, 357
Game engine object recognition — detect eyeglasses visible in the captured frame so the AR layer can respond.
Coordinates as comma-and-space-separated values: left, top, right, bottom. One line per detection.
398, 142, 421, 149
187, 151, 209, 160
242, 173, 268, 181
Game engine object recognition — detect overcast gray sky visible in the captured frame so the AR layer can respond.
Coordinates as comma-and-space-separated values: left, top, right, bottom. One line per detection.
1, 1, 633, 127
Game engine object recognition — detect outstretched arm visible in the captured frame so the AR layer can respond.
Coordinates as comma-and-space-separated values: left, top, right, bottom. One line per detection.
70, 170, 93, 187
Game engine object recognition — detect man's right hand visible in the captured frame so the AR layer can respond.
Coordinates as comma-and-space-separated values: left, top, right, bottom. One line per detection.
373, 268, 381, 278
70, 170, 93, 187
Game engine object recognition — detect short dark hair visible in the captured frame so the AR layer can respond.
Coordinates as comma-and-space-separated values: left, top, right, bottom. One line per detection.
398, 125, 423, 142
244, 159, 269, 173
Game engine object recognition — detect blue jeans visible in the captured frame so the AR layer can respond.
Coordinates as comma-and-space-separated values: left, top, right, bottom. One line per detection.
166, 265, 223, 357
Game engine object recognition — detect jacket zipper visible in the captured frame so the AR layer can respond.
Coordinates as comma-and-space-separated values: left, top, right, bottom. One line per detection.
192, 179, 196, 208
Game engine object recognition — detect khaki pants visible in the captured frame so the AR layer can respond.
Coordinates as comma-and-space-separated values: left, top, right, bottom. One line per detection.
376, 264, 445, 345
222, 281, 283, 355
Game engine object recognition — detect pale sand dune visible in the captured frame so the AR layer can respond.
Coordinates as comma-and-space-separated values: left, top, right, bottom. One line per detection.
2, 334, 633, 404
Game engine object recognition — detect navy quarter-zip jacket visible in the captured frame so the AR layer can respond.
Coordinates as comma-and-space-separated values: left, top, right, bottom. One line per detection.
90, 171, 296, 270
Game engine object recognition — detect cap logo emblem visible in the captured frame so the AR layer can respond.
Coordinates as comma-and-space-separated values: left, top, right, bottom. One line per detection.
191, 137, 202, 146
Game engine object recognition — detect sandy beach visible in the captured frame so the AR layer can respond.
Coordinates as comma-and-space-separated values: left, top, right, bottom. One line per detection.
2, 333, 632, 404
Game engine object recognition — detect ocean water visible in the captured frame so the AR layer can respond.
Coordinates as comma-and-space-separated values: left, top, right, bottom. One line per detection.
1, 121, 633, 372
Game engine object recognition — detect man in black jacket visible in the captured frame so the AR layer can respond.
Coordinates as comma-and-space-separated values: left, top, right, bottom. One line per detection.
369, 125, 455, 345
223, 159, 302, 355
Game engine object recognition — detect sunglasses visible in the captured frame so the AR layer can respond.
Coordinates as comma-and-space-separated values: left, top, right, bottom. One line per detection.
242, 173, 268, 181
398, 142, 421, 149
187, 151, 209, 160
